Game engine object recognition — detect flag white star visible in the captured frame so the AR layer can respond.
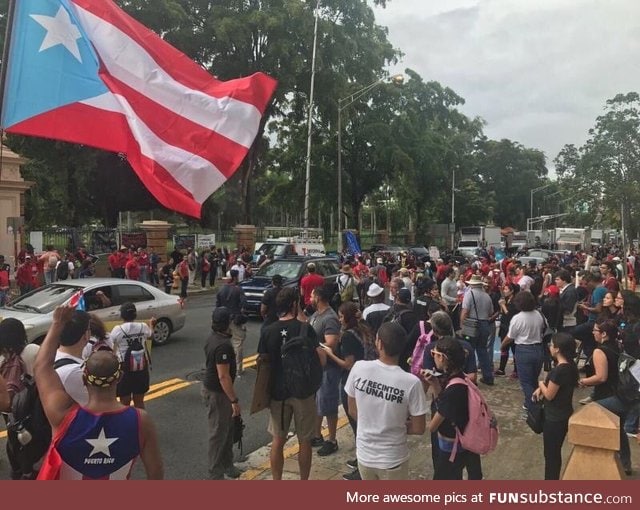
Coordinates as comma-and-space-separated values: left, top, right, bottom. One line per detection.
30, 7, 83, 62
85, 428, 118, 457
280, 329, 288, 338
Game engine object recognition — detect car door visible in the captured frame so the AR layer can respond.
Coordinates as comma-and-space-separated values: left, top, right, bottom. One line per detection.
110, 283, 157, 321
83, 284, 121, 326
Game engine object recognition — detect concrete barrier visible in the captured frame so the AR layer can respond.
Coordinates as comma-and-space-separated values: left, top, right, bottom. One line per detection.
562, 402, 624, 480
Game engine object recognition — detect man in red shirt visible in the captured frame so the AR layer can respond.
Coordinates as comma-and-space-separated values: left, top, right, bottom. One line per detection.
0, 255, 10, 305
125, 254, 141, 281
16, 255, 35, 295
300, 262, 324, 312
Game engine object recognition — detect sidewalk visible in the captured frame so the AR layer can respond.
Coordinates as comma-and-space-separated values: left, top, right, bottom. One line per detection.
240, 371, 640, 480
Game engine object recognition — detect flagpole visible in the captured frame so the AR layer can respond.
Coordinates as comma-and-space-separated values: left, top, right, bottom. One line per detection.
0, 0, 18, 126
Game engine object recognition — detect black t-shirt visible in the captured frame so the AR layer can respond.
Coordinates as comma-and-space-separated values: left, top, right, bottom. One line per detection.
338, 330, 365, 385
544, 362, 578, 422
203, 331, 236, 392
258, 318, 319, 401
261, 286, 282, 327
435, 378, 469, 439
414, 297, 443, 321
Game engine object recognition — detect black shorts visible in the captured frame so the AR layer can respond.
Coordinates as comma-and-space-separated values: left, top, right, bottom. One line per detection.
116, 369, 150, 397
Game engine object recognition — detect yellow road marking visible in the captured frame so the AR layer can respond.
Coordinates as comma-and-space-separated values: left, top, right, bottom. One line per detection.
145, 381, 193, 401
241, 416, 350, 480
0, 380, 193, 440
148, 378, 185, 393
0, 351, 260, 441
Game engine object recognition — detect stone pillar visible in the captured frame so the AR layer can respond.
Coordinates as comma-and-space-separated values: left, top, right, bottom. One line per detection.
562, 402, 624, 480
233, 224, 257, 251
138, 220, 173, 264
0, 146, 34, 269
376, 229, 390, 246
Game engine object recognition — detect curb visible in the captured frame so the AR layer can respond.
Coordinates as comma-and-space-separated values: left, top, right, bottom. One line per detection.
240, 415, 351, 480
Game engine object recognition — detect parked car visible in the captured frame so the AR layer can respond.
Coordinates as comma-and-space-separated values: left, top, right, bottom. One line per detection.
526, 249, 564, 260
517, 256, 547, 268
239, 256, 341, 314
1, 278, 186, 345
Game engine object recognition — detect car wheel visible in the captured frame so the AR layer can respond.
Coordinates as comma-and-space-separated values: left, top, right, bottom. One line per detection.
153, 319, 172, 346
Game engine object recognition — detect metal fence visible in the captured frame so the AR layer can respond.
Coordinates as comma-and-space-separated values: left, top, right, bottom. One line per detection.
24, 226, 415, 256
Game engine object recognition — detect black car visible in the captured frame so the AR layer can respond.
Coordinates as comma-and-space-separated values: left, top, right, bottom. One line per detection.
239, 256, 342, 314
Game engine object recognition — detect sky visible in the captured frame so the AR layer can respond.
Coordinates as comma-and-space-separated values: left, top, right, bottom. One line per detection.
372, 0, 640, 170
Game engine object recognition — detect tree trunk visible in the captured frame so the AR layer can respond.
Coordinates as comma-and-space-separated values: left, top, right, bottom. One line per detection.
240, 104, 273, 224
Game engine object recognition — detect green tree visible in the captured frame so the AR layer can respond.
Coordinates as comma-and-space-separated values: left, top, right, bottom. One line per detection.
555, 92, 640, 242
474, 138, 548, 229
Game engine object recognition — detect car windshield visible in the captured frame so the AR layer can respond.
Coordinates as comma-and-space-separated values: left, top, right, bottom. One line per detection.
5, 284, 82, 314
255, 260, 302, 280
256, 243, 287, 258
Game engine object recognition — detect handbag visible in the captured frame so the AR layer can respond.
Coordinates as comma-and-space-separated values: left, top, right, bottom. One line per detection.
526, 400, 545, 434
538, 311, 554, 344
461, 317, 479, 337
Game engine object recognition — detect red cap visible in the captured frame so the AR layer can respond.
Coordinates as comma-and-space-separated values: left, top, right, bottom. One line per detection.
545, 285, 560, 297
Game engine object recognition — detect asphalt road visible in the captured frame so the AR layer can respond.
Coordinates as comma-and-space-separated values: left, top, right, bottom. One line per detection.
0, 293, 272, 480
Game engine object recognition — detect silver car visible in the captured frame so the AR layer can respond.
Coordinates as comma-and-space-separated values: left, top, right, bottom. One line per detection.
1, 278, 186, 345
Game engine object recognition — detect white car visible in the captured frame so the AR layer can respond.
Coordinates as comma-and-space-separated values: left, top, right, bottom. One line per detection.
1, 278, 186, 345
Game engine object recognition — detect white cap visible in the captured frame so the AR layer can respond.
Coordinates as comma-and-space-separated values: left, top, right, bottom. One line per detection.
367, 283, 385, 297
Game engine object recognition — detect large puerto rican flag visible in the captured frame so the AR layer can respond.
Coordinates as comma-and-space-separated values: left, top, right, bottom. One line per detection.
0, 0, 277, 218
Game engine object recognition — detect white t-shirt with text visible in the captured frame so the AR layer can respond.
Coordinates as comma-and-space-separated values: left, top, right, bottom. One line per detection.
345, 360, 428, 469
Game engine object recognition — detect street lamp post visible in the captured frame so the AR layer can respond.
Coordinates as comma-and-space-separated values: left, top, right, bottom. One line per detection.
336, 74, 404, 253
303, 0, 321, 230
530, 183, 552, 221
451, 166, 456, 250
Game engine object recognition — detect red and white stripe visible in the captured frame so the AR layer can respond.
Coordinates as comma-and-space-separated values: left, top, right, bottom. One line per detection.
10, 0, 277, 218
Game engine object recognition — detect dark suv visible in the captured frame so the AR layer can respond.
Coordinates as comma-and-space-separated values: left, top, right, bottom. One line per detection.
239, 256, 341, 314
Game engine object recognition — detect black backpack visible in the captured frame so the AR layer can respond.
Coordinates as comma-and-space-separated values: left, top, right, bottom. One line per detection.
616, 352, 640, 405
119, 326, 149, 372
6, 358, 78, 475
281, 323, 323, 399
56, 261, 69, 280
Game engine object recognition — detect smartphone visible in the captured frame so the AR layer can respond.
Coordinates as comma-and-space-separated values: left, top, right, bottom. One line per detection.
421, 368, 443, 378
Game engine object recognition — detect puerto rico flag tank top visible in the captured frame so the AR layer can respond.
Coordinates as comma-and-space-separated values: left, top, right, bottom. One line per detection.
38, 406, 141, 480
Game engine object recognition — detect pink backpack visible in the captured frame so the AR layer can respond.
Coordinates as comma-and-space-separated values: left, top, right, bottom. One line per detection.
446, 376, 499, 461
410, 321, 433, 376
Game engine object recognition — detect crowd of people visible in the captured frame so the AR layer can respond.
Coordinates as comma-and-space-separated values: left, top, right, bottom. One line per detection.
2, 239, 640, 481
0, 302, 161, 479
237, 245, 640, 481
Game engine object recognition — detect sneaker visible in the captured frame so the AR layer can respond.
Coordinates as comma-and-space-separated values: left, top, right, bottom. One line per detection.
494, 369, 506, 376
579, 396, 592, 405
224, 465, 244, 479
311, 436, 325, 448
317, 440, 339, 457
346, 458, 358, 470
509, 372, 519, 380
342, 469, 361, 481
625, 431, 637, 439
480, 378, 494, 386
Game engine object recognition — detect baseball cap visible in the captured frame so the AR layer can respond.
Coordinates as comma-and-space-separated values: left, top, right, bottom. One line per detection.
397, 288, 412, 304
544, 285, 560, 298
212, 306, 231, 324
367, 283, 384, 297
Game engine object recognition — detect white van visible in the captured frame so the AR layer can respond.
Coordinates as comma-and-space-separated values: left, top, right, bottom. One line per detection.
253, 237, 326, 263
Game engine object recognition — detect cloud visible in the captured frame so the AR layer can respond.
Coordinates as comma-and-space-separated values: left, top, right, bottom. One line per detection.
374, 0, 640, 164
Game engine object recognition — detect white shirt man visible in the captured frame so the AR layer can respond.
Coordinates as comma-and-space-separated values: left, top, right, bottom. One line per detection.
345, 322, 428, 480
